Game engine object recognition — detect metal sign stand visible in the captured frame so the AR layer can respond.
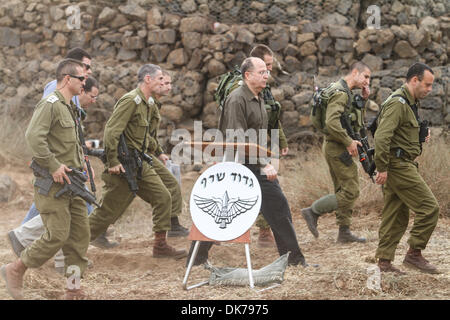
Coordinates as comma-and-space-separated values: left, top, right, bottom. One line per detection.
182, 147, 256, 290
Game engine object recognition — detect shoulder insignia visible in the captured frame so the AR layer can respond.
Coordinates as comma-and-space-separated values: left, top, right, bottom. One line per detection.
238, 80, 243, 86
398, 97, 406, 104
134, 95, 142, 105
148, 97, 155, 105
46, 95, 59, 103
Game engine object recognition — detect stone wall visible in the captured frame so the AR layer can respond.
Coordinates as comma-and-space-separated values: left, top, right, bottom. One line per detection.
0, 0, 448, 151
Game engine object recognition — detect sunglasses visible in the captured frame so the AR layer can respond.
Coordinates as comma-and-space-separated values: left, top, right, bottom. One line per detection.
64, 74, 86, 82
83, 63, 91, 71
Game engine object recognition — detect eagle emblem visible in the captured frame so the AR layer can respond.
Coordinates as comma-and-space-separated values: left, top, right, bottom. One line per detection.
193, 191, 259, 229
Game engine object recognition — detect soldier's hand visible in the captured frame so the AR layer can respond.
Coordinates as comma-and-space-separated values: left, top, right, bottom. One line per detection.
425, 128, 431, 143
346, 140, 362, 157
376, 171, 388, 185
52, 165, 72, 185
158, 153, 169, 165
281, 147, 289, 156
108, 164, 125, 175
262, 164, 277, 181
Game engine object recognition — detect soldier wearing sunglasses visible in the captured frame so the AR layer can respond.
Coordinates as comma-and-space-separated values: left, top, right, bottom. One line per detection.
1, 59, 91, 300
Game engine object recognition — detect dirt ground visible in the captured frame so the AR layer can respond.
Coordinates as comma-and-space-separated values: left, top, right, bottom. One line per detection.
0, 156, 449, 301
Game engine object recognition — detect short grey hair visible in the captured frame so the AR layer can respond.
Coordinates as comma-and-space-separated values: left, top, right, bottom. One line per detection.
240, 57, 255, 76
137, 64, 161, 83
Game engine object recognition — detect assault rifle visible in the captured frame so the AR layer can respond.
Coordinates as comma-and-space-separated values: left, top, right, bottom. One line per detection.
118, 134, 153, 197
86, 135, 153, 197
340, 114, 376, 182
30, 160, 100, 207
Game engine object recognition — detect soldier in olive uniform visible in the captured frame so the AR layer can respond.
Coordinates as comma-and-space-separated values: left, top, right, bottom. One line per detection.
374, 62, 440, 274
1, 59, 90, 300
301, 62, 371, 243
150, 71, 189, 237
88, 64, 187, 259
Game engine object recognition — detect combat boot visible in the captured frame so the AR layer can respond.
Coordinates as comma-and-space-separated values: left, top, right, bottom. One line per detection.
7, 230, 25, 257
0, 259, 27, 299
337, 226, 366, 243
168, 217, 190, 237
301, 207, 319, 238
91, 232, 119, 249
257, 227, 276, 248
153, 231, 188, 259
378, 259, 406, 275
403, 248, 439, 274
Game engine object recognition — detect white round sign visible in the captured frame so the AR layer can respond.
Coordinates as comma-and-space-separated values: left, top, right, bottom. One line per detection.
190, 162, 262, 241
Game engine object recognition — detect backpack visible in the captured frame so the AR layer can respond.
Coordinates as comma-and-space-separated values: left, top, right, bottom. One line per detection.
214, 67, 282, 131
214, 66, 243, 112
310, 80, 352, 134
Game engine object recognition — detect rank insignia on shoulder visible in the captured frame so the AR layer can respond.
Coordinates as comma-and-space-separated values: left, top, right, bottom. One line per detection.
134, 95, 142, 104
148, 97, 155, 104
398, 97, 406, 104
46, 95, 59, 103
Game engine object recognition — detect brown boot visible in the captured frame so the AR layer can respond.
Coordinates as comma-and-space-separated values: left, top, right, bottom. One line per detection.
153, 231, 188, 259
403, 248, 440, 274
257, 227, 276, 248
0, 259, 27, 299
64, 288, 87, 300
378, 259, 406, 275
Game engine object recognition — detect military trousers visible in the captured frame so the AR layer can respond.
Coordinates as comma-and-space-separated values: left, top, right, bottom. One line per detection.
375, 159, 439, 261
21, 185, 90, 277
89, 161, 172, 241
322, 140, 360, 227
152, 157, 182, 218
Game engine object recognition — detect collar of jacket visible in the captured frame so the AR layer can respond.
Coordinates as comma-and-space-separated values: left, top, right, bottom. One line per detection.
136, 87, 154, 107
242, 81, 263, 102
400, 84, 417, 106
152, 95, 162, 109
339, 78, 351, 93
54, 89, 77, 110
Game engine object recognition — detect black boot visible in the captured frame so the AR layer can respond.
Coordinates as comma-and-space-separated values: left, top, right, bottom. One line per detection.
168, 217, 190, 237
91, 231, 119, 249
185, 241, 213, 267
301, 207, 319, 238
337, 226, 366, 243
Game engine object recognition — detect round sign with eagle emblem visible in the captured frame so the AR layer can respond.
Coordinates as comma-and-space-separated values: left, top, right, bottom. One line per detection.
190, 162, 262, 241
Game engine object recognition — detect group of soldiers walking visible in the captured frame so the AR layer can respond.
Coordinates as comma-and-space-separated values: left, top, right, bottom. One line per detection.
0, 42, 441, 299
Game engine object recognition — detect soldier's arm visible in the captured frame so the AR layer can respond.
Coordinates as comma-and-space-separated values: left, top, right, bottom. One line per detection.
278, 123, 288, 150
103, 97, 137, 167
221, 96, 248, 134
325, 91, 353, 147
25, 102, 61, 174
374, 101, 402, 172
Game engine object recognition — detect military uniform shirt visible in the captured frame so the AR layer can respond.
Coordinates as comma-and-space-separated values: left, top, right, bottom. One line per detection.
104, 87, 155, 168
324, 78, 355, 147
374, 85, 421, 172
25, 90, 84, 174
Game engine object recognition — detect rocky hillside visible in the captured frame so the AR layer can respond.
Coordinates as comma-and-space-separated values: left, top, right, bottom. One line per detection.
0, 0, 448, 151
